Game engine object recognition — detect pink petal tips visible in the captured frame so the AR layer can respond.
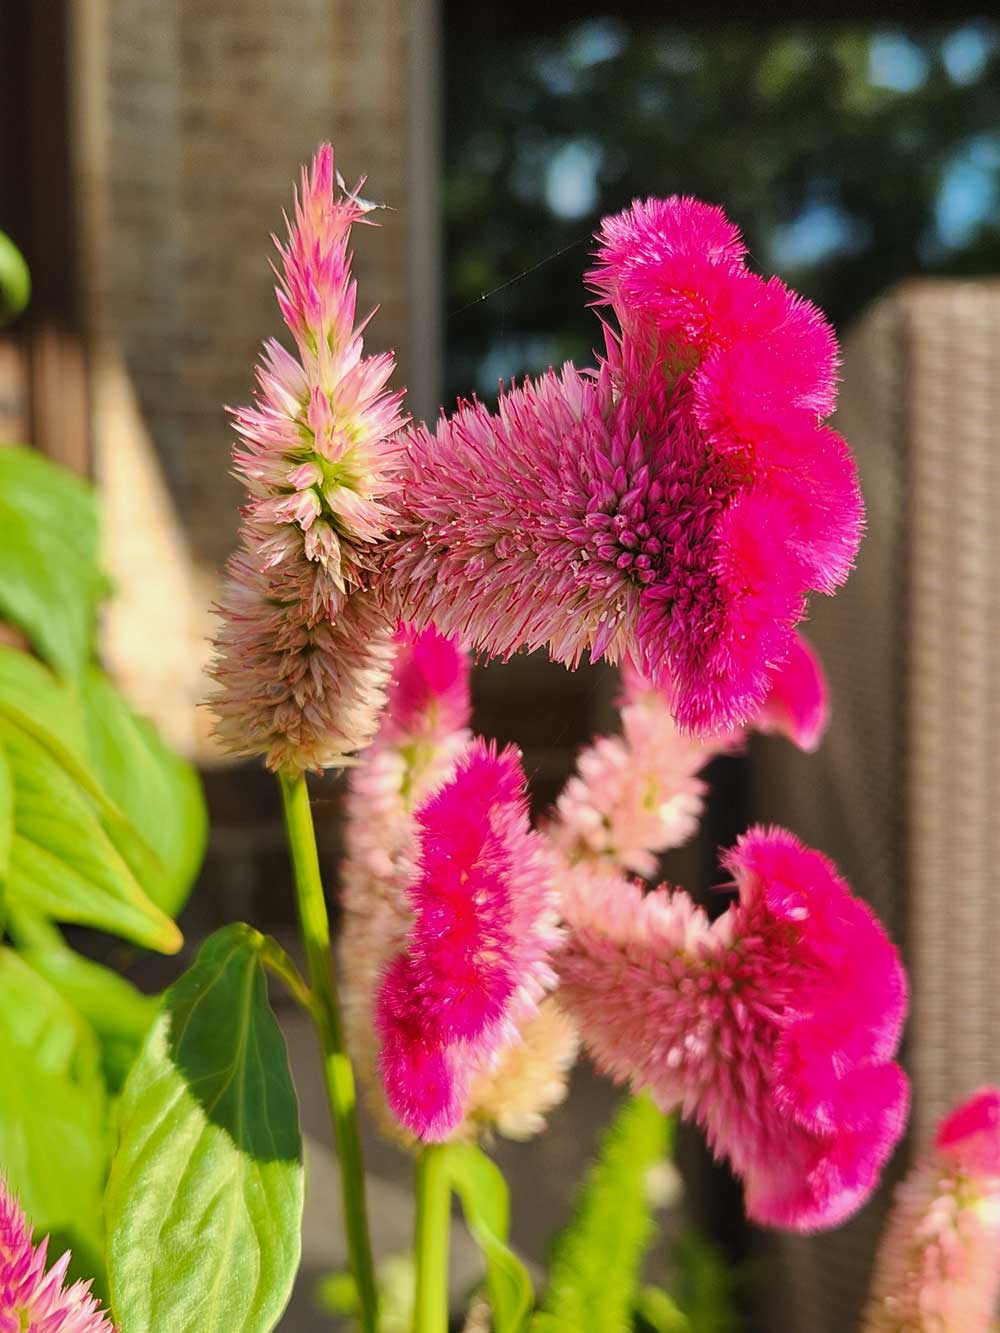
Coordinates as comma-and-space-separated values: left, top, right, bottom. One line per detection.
385, 195, 861, 737
210, 143, 407, 772
863, 1087, 1000, 1332
558, 826, 908, 1231
375, 739, 563, 1142
0, 1180, 115, 1332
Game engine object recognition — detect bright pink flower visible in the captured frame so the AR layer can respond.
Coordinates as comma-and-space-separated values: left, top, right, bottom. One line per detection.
0, 1180, 115, 1333
864, 1087, 1000, 1332
381, 621, 472, 744
755, 630, 829, 752
558, 826, 908, 1231
376, 740, 561, 1141
211, 144, 406, 771
387, 197, 860, 735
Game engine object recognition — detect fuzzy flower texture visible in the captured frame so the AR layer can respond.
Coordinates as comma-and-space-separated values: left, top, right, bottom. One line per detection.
558, 828, 908, 1231
863, 1086, 1000, 1332
213, 146, 862, 772
0, 1181, 114, 1333
389, 197, 862, 735
211, 144, 405, 772
340, 625, 575, 1145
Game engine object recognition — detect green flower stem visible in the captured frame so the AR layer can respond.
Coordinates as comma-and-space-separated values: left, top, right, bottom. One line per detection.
414, 1145, 452, 1333
278, 769, 378, 1333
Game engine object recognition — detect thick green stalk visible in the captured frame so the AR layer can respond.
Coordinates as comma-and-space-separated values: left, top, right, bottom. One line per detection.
278, 769, 378, 1332
414, 1145, 451, 1333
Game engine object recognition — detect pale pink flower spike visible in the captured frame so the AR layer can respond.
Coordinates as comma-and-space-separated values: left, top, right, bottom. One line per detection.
863, 1086, 1000, 1333
211, 143, 406, 772
558, 825, 908, 1231
0, 1180, 115, 1333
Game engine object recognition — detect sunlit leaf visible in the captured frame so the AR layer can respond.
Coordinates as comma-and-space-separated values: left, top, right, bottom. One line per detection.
80, 668, 207, 918
107, 925, 304, 1333
0, 447, 107, 678
0, 948, 108, 1276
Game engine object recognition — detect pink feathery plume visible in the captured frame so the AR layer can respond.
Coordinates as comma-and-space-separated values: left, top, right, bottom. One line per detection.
376, 740, 562, 1142
558, 826, 908, 1231
863, 1087, 1000, 1332
211, 144, 407, 772
386, 196, 860, 736
546, 661, 725, 877
547, 634, 830, 878
0, 1180, 115, 1332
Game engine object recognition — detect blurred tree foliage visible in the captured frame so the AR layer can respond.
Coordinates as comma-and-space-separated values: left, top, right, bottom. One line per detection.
443, 18, 1000, 404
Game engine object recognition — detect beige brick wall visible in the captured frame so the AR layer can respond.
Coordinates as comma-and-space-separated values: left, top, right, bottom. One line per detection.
71, 0, 436, 754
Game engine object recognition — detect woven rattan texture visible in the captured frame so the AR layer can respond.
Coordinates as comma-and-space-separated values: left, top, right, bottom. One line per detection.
749, 281, 1000, 1333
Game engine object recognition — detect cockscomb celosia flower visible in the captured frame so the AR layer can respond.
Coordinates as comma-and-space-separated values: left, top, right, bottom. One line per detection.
754, 630, 829, 753
546, 630, 829, 877
558, 826, 908, 1230
339, 624, 475, 1126
386, 197, 861, 736
376, 740, 563, 1142
340, 626, 575, 1144
211, 143, 406, 771
863, 1086, 1000, 1332
0, 1180, 115, 1332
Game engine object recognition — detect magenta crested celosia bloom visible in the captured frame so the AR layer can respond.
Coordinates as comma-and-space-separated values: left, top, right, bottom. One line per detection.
0, 1180, 115, 1333
211, 143, 407, 771
558, 826, 908, 1230
341, 626, 576, 1144
863, 1087, 1000, 1332
546, 630, 829, 877
376, 739, 562, 1142
754, 629, 829, 753
386, 197, 861, 736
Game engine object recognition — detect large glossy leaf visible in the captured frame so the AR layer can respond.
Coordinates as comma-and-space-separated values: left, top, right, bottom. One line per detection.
0, 446, 108, 678
80, 668, 207, 918
107, 925, 304, 1333
0, 649, 182, 953
0, 736, 11, 892
2, 718, 181, 952
445, 1142, 534, 1333
10, 906, 158, 1092
0, 948, 108, 1274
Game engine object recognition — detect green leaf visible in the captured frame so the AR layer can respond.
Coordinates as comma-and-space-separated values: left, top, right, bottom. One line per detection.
0, 649, 182, 953
445, 1142, 534, 1333
671, 1231, 742, 1333
0, 736, 12, 890
9, 907, 158, 1091
2, 718, 181, 953
316, 1254, 416, 1332
533, 1096, 672, 1333
0, 231, 30, 323
80, 668, 207, 918
106, 924, 304, 1333
0, 446, 108, 677
0, 948, 108, 1273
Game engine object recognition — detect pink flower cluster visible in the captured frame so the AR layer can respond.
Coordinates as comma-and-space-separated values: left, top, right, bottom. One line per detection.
211, 145, 406, 772
547, 629, 828, 877
558, 827, 908, 1230
864, 1087, 1000, 1331
377, 741, 562, 1141
0, 1181, 114, 1333
386, 197, 860, 735
340, 625, 575, 1145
